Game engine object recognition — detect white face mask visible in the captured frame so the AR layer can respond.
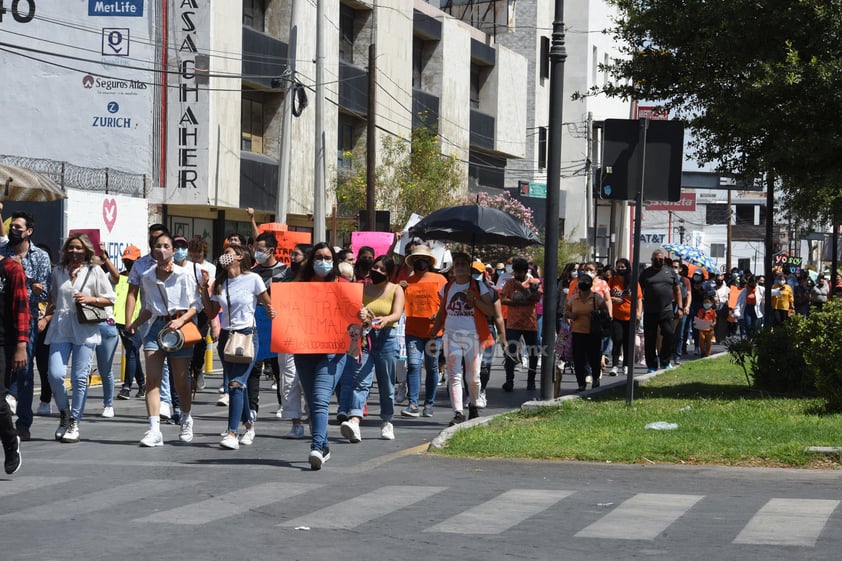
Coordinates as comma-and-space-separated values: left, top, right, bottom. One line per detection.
254, 250, 271, 265
570, 271, 578, 279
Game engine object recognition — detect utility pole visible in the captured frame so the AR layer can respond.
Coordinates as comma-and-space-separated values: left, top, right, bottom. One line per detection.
585, 111, 593, 259
313, 0, 326, 241
276, 0, 299, 224
539, 0, 566, 401
366, 42, 377, 231
725, 186, 732, 272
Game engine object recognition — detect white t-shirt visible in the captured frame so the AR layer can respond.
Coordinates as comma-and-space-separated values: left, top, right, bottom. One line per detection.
185, 259, 217, 287
211, 272, 266, 331
439, 280, 490, 333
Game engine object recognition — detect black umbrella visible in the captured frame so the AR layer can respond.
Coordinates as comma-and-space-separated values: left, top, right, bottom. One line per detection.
409, 204, 542, 248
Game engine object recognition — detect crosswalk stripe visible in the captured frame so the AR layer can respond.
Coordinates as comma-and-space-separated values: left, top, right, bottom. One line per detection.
425, 489, 573, 534
135, 482, 323, 525
0, 479, 184, 521
0, 476, 73, 498
575, 493, 703, 540
733, 498, 839, 546
281, 485, 446, 530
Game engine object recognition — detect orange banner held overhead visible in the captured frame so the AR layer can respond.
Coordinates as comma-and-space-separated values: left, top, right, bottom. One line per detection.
270, 282, 363, 354
257, 223, 312, 265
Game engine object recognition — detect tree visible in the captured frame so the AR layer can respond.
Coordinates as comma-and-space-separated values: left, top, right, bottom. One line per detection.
598, 0, 842, 209
333, 124, 461, 229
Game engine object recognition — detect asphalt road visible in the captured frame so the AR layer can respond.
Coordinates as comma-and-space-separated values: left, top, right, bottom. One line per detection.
4, 347, 842, 560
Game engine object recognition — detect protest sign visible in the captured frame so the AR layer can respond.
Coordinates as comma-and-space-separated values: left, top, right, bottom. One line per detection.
270, 282, 363, 353
351, 231, 395, 259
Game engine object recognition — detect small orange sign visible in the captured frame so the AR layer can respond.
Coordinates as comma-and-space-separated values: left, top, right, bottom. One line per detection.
257, 223, 312, 265
270, 282, 363, 354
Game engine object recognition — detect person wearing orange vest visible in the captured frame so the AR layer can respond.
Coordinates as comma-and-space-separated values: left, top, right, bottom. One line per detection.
430, 252, 495, 426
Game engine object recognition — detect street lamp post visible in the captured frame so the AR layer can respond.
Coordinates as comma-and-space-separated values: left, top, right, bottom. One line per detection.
540, 0, 567, 401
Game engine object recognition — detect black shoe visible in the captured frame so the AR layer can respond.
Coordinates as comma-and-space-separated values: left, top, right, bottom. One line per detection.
117, 388, 132, 400
526, 381, 536, 391
449, 412, 466, 426
135, 386, 146, 399
502, 381, 514, 393
468, 406, 479, 420
576, 385, 587, 392
4, 435, 21, 475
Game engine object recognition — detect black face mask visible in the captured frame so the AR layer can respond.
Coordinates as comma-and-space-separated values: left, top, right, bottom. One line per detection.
413, 260, 430, 272
369, 269, 388, 285
578, 278, 593, 291
616, 268, 629, 276
652, 258, 664, 269
8, 229, 25, 246
124, 261, 134, 273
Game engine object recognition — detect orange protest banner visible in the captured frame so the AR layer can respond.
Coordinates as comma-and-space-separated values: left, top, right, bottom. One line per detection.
270, 282, 363, 354
257, 223, 312, 265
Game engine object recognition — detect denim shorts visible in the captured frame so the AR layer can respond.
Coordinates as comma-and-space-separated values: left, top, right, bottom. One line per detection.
143, 317, 196, 359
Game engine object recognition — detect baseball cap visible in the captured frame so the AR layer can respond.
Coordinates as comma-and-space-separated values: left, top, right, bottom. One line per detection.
173, 235, 189, 248
121, 245, 141, 261
471, 261, 485, 274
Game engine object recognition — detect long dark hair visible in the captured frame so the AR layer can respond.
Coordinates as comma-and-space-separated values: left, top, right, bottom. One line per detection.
212, 243, 254, 295
296, 242, 337, 282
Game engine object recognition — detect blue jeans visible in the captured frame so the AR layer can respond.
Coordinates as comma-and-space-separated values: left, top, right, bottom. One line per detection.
10, 316, 37, 430
219, 329, 259, 433
405, 335, 442, 407
118, 326, 145, 390
294, 353, 344, 452
339, 329, 398, 420
742, 307, 761, 338
48, 342, 96, 420
96, 322, 119, 407
672, 313, 687, 361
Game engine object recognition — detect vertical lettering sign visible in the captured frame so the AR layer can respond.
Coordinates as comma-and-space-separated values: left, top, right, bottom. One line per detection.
167, 0, 208, 203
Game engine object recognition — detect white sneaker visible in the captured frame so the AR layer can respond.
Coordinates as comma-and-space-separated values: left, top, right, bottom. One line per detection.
395, 382, 407, 404
218, 384, 226, 394
284, 423, 305, 439
220, 433, 239, 450
340, 420, 362, 443
380, 421, 395, 440
275, 406, 284, 419
5, 394, 17, 415
139, 430, 163, 447
101, 406, 115, 418
159, 402, 172, 420
216, 394, 229, 407
36, 401, 52, 416
476, 390, 487, 409
270, 382, 278, 391
308, 447, 330, 470
585, 375, 593, 385
179, 417, 194, 442
609, 366, 618, 376
240, 426, 255, 446
61, 418, 80, 443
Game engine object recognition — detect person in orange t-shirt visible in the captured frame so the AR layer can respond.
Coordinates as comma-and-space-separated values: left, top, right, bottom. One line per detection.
694, 294, 717, 357
500, 257, 542, 392
400, 245, 447, 418
607, 258, 642, 375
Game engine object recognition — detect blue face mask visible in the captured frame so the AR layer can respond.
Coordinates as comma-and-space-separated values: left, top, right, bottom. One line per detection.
174, 248, 189, 262
703, 303, 712, 310
313, 260, 333, 277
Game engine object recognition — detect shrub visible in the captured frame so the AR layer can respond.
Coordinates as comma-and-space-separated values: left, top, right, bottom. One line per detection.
751, 321, 811, 395
793, 299, 842, 410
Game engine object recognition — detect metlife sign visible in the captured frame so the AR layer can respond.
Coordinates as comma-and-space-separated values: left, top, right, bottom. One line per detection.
89, 0, 144, 17
0, 2, 155, 175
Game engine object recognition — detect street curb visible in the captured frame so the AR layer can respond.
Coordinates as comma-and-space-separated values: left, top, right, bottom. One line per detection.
427, 350, 728, 450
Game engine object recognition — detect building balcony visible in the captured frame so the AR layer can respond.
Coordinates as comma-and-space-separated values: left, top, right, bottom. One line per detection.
240, 151, 278, 211
242, 26, 288, 90
412, 89, 439, 129
470, 109, 495, 151
339, 62, 369, 115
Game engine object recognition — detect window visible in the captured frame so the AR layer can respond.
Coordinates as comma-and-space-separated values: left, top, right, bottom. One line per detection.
339, 5, 356, 64
241, 95, 264, 153
540, 36, 549, 79
706, 204, 729, 225
735, 204, 755, 225
243, 0, 265, 32
337, 119, 354, 169
412, 37, 424, 89
710, 243, 725, 258
538, 127, 547, 169
470, 65, 481, 109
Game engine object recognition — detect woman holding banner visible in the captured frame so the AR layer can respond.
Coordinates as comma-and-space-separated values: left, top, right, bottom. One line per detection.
294, 242, 352, 470
338, 255, 404, 442
200, 244, 275, 449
